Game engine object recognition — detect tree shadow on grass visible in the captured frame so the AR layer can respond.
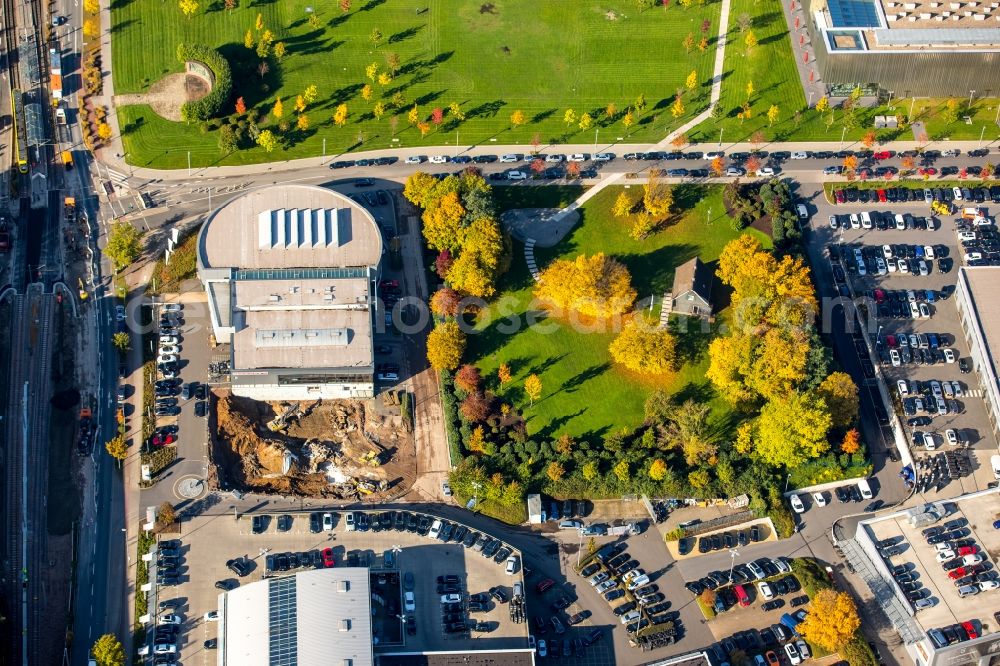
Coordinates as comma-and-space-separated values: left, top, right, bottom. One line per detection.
360, 0, 386, 10
218, 43, 283, 108
531, 108, 558, 124
110, 18, 137, 33
617, 243, 699, 298
669, 316, 714, 366
536, 409, 586, 439
467, 99, 507, 119
389, 25, 425, 44
564, 362, 611, 393
528, 350, 568, 377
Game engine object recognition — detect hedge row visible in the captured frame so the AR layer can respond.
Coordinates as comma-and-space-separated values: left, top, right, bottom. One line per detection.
176, 43, 231, 122
439, 370, 463, 466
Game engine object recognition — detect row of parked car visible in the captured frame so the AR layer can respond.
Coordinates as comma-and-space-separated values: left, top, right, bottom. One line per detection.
957, 223, 1000, 266
694, 525, 764, 553
709, 612, 814, 666
832, 185, 1000, 205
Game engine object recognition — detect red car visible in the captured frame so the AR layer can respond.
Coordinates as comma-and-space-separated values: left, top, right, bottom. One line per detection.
948, 567, 967, 580
886, 334, 897, 347
874, 151, 892, 160
152, 433, 176, 447
321, 547, 335, 568
877, 189, 887, 202
922, 167, 938, 176
962, 621, 978, 639
766, 651, 780, 666
536, 578, 555, 593
874, 289, 885, 303
957, 545, 978, 556
835, 190, 846, 203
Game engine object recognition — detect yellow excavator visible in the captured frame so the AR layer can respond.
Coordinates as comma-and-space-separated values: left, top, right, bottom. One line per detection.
267, 402, 301, 432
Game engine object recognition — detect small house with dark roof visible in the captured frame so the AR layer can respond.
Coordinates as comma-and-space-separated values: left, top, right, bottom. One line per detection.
671, 257, 713, 318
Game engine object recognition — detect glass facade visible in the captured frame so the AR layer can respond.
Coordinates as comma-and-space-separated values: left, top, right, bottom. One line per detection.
236, 267, 368, 281
268, 577, 298, 666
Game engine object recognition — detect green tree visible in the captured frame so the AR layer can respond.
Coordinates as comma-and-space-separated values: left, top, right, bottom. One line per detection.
688, 468, 710, 489
658, 399, 718, 466
613, 459, 630, 483
369, 27, 383, 48
582, 460, 599, 481
755, 392, 832, 467
112, 331, 131, 354
91, 634, 126, 666
105, 221, 143, 271
256, 129, 278, 152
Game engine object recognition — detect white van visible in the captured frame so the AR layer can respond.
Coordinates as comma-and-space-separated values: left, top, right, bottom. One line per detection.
991, 454, 1000, 480
507, 170, 528, 181
959, 231, 978, 242
429, 519, 442, 539
857, 479, 873, 500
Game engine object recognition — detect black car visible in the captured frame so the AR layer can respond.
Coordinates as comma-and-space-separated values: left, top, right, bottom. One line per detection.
750, 525, 761, 542
685, 580, 704, 595
472, 155, 498, 163
551, 595, 572, 611
437, 583, 461, 594
613, 601, 637, 616
835, 486, 850, 502
489, 585, 509, 603
252, 515, 265, 534
277, 515, 292, 532
215, 579, 238, 590
762, 599, 784, 611
605, 588, 625, 602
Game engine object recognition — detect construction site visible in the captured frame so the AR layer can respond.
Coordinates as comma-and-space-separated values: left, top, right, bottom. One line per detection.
208, 391, 417, 500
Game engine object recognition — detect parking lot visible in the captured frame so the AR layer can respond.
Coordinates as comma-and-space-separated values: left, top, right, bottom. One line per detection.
146, 508, 530, 664
812, 186, 999, 494
863, 491, 1000, 635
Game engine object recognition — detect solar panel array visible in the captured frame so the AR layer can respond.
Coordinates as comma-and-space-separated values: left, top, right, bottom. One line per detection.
268, 577, 298, 666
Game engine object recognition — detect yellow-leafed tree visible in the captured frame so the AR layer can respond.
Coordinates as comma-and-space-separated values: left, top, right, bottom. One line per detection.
421, 191, 466, 253
447, 217, 505, 298
754, 391, 832, 467
609, 318, 677, 375
798, 590, 860, 650
534, 253, 636, 319
426, 320, 465, 371
816, 371, 860, 428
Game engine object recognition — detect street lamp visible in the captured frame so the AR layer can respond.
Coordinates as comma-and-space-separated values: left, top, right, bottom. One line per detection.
783, 472, 792, 492
727, 548, 740, 583
840, 126, 847, 150
886, 90, 895, 108
969, 90, 977, 109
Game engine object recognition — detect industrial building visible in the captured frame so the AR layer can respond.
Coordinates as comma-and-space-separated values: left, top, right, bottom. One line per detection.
197, 184, 382, 400
955, 266, 1000, 444
217, 567, 374, 666
806, 0, 1000, 95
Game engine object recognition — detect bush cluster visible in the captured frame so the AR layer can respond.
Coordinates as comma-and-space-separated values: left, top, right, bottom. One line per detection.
176, 43, 232, 121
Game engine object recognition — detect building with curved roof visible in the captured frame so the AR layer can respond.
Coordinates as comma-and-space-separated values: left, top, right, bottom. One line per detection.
197, 184, 382, 400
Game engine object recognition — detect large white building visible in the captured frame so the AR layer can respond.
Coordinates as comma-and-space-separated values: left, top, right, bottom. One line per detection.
197, 184, 382, 400
955, 267, 1000, 445
217, 568, 374, 666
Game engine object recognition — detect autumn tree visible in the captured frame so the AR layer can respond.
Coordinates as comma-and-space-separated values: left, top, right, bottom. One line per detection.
370, 27, 383, 48
547, 461, 566, 482
466, 426, 486, 454
815, 96, 830, 113
447, 217, 504, 298
449, 102, 465, 121
271, 97, 284, 119
430, 287, 462, 317
105, 434, 127, 462
798, 590, 860, 650
179, 0, 199, 18
744, 30, 758, 53
333, 103, 349, 127
97, 123, 113, 141
426, 321, 466, 371
767, 104, 779, 126
402, 171, 440, 208
274, 42, 286, 59
83, 18, 98, 38
816, 371, 859, 429
157, 501, 177, 527
745, 155, 762, 175
455, 364, 483, 393
710, 155, 724, 176
755, 392, 832, 467
296, 114, 309, 131
340, 0, 351, 10
524, 374, 542, 406
682, 32, 695, 52
671, 95, 685, 118
431, 107, 444, 127
613, 191, 633, 218
686, 70, 698, 92
91, 634, 126, 666
112, 331, 131, 353
605, 102, 617, 120
84, 0, 99, 12
622, 111, 635, 133
563, 108, 578, 127
385, 52, 401, 75
643, 172, 673, 217
578, 112, 593, 131
609, 318, 677, 374
555, 433, 574, 455
648, 459, 668, 481
535, 253, 637, 319
460, 392, 492, 422
498, 363, 512, 388
841, 428, 861, 456
862, 130, 877, 148
256, 129, 278, 152
422, 191, 465, 252
234, 97, 247, 115
510, 109, 526, 127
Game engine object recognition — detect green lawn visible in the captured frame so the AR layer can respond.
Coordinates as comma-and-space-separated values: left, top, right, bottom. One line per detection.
113, 0, 721, 169
691, 0, 1000, 144
468, 185, 769, 443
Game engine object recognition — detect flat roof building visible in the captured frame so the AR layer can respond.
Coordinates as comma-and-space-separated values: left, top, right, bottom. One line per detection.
806, 0, 1000, 95
955, 267, 1000, 445
197, 185, 382, 400
218, 567, 374, 666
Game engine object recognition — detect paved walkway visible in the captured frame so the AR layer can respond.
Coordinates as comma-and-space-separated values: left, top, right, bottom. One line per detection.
782, 0, 826, 107
94, 0, 127, 173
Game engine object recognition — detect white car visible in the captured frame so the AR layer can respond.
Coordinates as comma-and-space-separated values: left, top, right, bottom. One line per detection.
162, 303, 182, 313
954, 187, 964, 200
785, 643, 802, 665
813, 492, 827, 507
747, 562, 766, 580
158, 614, 182, 625
943, 348, 957, 363
404, 155, 424, 164
507, 170, 528, 181
404, 591, 416, 612
936, 549, 956, 562
890, 349, 901, 366
963, 554, 984, 565
442, 482, 452, 496
789, 494, 805, 513
790, 151, 809, 159
620, 610, 642, 625
897, 380, 909, 396
760, 166, 776, 176
567, 153, 587, 162
159, 345, 180, 356
204, 610, 219, 621
758, 581, 775, 600
505, 555, 519, 575
979, 580, 999, 591
153, 645, 177, 655
726, 166, 746, 177
626, 574, 650, 590
951, 381, 963, 397
159, 336, 178, 345
429, 520, 442, 539
930, 381, 943, 399
924, 245, 936, 259
157, 354, 177, 365
545, 154, 564, 163
429, 155, 450, 164
829, 215, 839, 229
593, 153, 614, 161
323, 512, 334, 531
795, 640, 811, 660
499, 154, 519, 163
440, 593, 462, 604
623, 569, 645, 582
882, 245, 893, 259
945, 429, 959, 445
898, 258, 909, 274
922, 432, 937, 450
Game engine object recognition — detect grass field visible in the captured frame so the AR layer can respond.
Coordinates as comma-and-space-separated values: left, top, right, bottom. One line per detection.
112, 0, 721, 168
467, 185, 770, 443
689, 0, 1000, 145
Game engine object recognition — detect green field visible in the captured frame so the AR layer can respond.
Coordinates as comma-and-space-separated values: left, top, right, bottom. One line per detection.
690, 0, 1000, 145
467, 184, 770, 443
113, 0, 721, 168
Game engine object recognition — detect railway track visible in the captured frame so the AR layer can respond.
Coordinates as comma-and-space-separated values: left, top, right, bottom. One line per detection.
3, 294, 27, 663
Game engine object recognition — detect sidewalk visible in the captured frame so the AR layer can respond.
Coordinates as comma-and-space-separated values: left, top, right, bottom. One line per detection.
94, 0, 127, 174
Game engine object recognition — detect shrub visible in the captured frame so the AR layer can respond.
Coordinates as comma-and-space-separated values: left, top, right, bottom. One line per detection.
176, 43, 232, 121
791, 557, 833, 598
840, 635, 877, 666
663, 527, 686, 542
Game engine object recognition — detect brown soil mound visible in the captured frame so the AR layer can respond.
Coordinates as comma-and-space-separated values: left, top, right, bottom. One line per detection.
114, 72, 210, 122
209, 392, 416, 499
